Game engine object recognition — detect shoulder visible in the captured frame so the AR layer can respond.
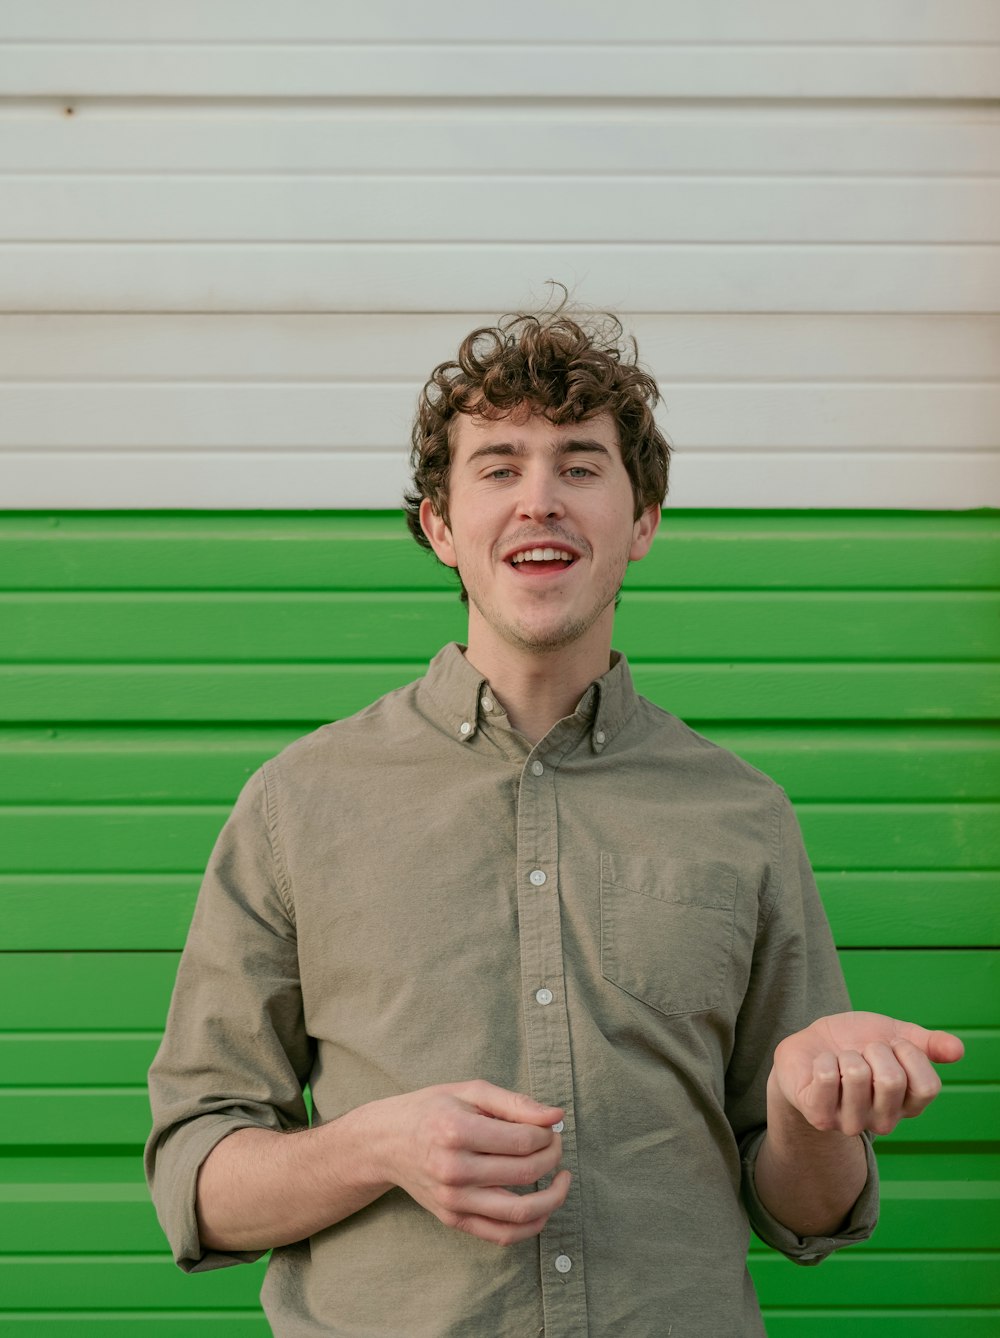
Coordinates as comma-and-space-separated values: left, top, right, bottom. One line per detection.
266, 669, 423, 776
631, 693, 783, 798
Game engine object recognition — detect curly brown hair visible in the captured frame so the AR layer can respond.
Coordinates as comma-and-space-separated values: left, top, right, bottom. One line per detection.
403, 305, 670, 568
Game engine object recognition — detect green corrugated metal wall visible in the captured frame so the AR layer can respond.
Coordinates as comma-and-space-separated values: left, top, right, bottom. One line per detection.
2, 508, 998, 1335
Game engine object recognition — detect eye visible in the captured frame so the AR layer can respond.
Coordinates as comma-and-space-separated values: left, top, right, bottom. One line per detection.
487, 467, 514, 480
566, 465, 594, 479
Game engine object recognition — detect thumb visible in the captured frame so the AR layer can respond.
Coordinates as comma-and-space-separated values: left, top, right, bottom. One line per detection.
926, 1029, 965, 1065
895, 1021, 965, 1065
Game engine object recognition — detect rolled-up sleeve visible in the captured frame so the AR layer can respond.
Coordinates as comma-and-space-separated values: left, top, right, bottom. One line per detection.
144, 765, 313, 1272
741, 1127, 879, 1264
726, 789, 880, 1263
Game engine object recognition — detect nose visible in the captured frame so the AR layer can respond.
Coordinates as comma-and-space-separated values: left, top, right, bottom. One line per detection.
515, 468, 565, 523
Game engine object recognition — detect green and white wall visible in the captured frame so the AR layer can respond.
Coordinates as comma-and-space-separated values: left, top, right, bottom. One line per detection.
1, 5, 997, 1333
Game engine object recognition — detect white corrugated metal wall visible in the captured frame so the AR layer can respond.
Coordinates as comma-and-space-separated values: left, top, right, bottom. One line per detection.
1, 2, 998, 506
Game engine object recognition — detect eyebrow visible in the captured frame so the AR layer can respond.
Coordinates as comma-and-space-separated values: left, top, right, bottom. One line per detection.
465, 438, 614, 465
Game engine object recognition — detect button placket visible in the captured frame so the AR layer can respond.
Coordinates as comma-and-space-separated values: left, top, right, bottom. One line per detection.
513, 723, 587, 1337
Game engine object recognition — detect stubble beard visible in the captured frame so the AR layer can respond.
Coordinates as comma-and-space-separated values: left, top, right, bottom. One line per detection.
465, 555, 626, 656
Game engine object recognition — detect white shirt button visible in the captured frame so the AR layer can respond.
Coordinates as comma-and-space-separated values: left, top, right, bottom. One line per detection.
459, 721, 472, 735
480, 696, 494, 712
551, 1119, 565, 1133
535, 988, 553, 1006
594, 730, 606, 745
530, 760, 544, 776
554, 1254, 572, 1273
529, 869, 547, 886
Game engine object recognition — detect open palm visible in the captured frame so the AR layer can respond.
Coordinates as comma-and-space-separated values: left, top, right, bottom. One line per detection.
769, 1010, 964, 1137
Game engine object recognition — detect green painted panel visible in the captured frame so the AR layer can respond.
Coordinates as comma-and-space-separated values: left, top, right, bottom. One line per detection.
2, 803, 995, 878
708, 725, 1000, 803
11, 1319, 995, 1338
0, 1253, 996, 1310
3, 663, 996, 722
5, 590, 997, 662
0, 1257, 262, 1308
762, 1314, 1000, 1337
842, 951, 999, 1027
5, 1088, 993, 1150
2, 724, 996, 803
2, 1091, 153, 1146
0, 1034, 161, 1086
4, 1176, 997, 1255
2, 952, 993, 1033
0, 1184, 163, 1253
0, 809, 226, 875
2, 1031, 993, 1091
3, 870, 998, 952
0, 509, 995, 1327
0, 728, 288, 804
1, 877, 200, 950
0, 956, 179, 1031
2, 511, 997, 591
0, 1320, 271, 1336
798, 805, 1000, 871
861, 1180, 1000, 1250
749, 1253, 1000, 1306
819, 874, 1000, 948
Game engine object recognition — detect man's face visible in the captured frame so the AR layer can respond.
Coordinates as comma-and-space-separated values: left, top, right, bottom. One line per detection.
419, 408, 659, 662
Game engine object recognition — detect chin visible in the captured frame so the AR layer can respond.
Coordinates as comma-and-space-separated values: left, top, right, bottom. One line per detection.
506, 617, 593, 653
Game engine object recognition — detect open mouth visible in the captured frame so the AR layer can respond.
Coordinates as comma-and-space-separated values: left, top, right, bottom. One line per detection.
508, 546, 577, 574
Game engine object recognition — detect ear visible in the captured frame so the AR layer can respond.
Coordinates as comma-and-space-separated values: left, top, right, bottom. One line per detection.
628, 503, 661, 563
419, 498, 459, 569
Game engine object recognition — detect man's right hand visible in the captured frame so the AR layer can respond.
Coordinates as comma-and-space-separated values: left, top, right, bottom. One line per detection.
196, 1079, 570, 1253
372, 1080, 571, 1246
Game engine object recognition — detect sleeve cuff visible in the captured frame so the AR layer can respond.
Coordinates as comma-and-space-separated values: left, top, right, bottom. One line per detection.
741, 1128, 880, 1266
147, 1114, 270, 1273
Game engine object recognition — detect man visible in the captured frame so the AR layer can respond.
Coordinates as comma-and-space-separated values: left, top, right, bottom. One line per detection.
146, 306, 963, 1336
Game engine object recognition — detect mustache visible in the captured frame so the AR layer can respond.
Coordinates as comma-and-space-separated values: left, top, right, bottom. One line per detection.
495, 525, 591, 560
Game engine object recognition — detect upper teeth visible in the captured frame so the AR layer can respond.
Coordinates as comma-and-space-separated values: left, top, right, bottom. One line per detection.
512, 548, 574, 564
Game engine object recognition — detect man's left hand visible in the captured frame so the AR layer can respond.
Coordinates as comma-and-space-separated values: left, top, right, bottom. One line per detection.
769, 1011, 965, 1137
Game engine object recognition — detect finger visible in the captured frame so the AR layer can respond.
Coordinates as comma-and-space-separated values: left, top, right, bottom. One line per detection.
465, 1114, 561, 1158
459, 1138, 564, 1190
457, 1081, 565, 1128
837, 1050, 873, 1136
450, 1210, 554, 1246
445, 1170, 572, 1240
864, 1042, 909, 1134
797, 1050, 842, 1130
892, 1038, 943, 1117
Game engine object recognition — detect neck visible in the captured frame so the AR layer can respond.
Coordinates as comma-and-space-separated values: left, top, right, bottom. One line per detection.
463, 626, 613, 745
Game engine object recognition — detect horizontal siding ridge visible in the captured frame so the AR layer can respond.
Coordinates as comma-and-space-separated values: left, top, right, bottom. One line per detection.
3, 1, 1000, 44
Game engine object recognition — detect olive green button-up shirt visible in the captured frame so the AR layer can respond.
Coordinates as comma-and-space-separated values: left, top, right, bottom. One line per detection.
146, 643, 877, 1337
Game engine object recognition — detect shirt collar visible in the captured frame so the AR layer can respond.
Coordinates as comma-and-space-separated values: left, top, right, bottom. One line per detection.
419, 642, 637, 751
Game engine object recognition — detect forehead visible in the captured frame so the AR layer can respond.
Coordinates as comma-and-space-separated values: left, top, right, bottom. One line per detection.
450, 408, 622, 463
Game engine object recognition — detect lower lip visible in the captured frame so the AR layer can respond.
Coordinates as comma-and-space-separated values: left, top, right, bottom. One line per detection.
509, 560, 576, 576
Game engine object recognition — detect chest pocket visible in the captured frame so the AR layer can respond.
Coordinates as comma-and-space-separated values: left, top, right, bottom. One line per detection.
600, 852, 738, 1016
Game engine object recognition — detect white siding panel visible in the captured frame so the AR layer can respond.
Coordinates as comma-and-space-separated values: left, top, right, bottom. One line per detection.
5, 43, 999, 100
6, 176, 998, 244
3, 450, 995, 510
3, 385, 997, 452
1, 8, 995, 509
2, 244, 996, 314
5, 106, 996, 178
1, 315, 996, 384
5, 1, 999, 44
